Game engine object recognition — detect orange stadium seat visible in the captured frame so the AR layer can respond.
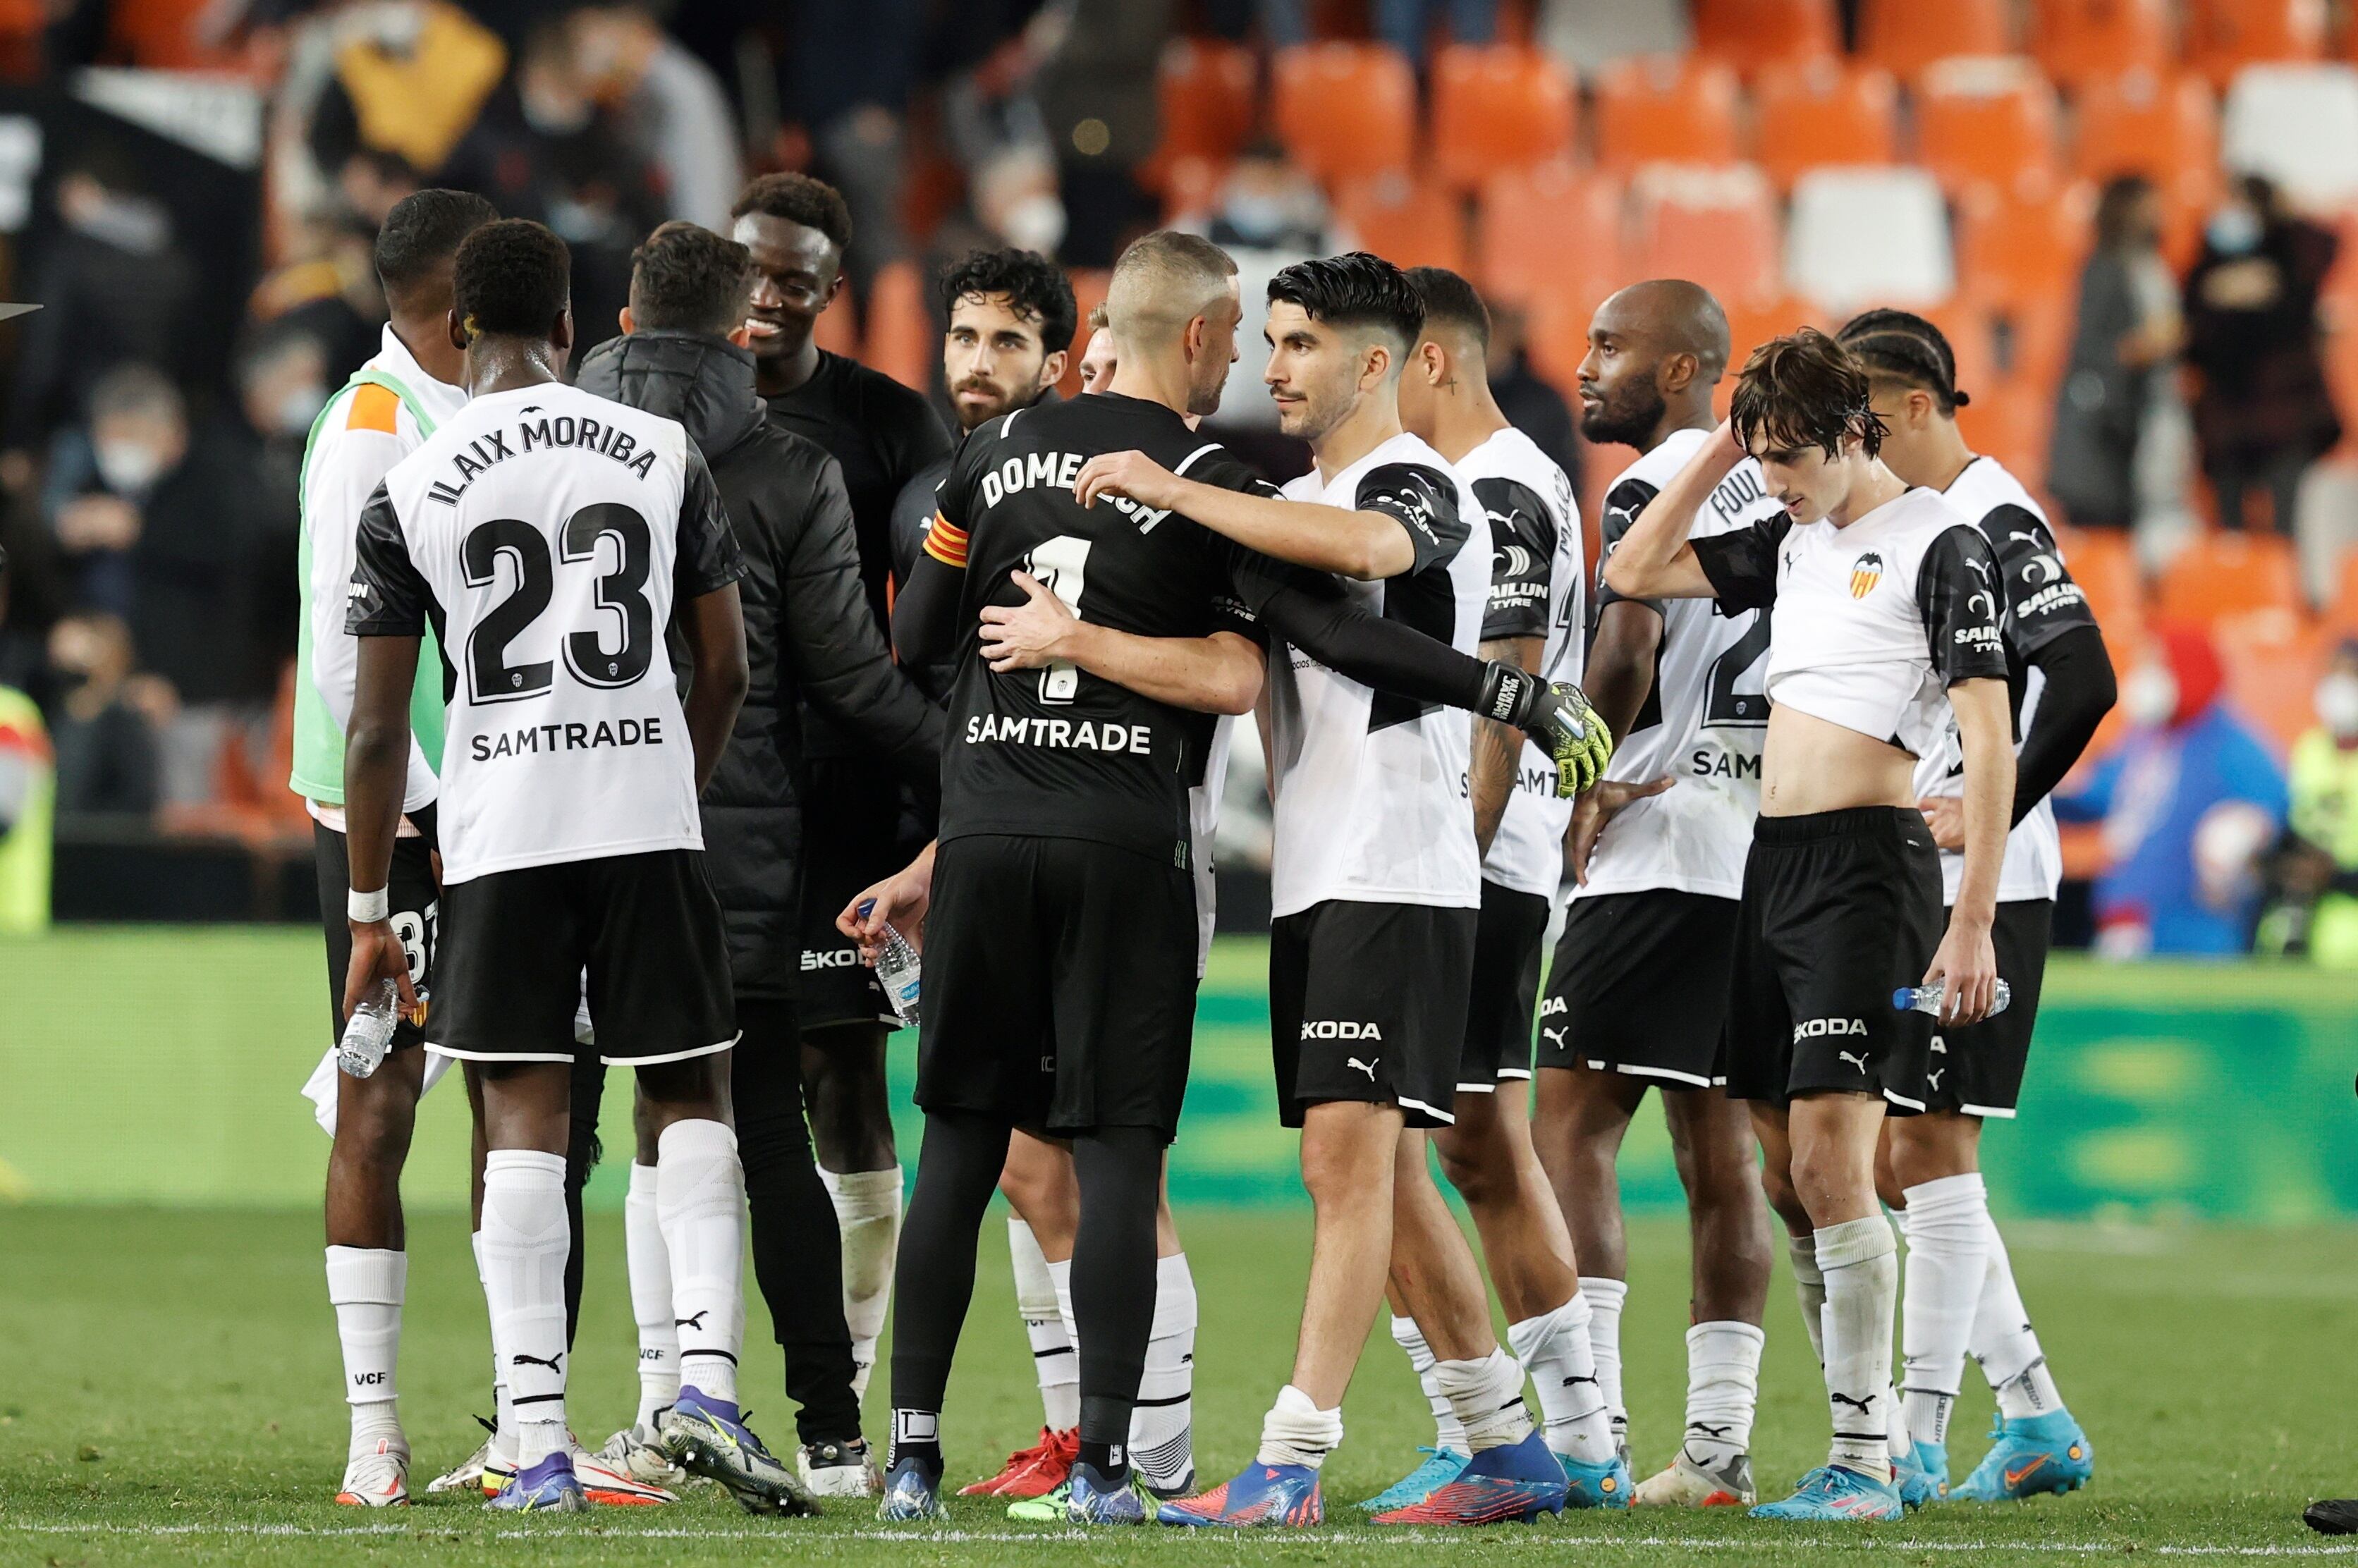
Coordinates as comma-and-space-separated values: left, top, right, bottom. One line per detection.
1593, 55, 1742, 172
2158, 532, 2305, 624
1476, 161, 1623, 314
2058, 526, 2146, 636
2032, 0, 2175, 91
863, 260, 933, 395
1856, 0, 2011, 81
1431, 44, 1576, 191
1752, 61, 1900, 190
1916, 57, 2063, 195
2217, 607, 2331, 751
1691, 0, 1841, 75
1629, 164, 1780, 306
1153, 39, 1258, 169
1953, 176, 2093, 311
1955, 372, 2052, 483
2072, 71, 2220, 192
1272, 42, 1416, 183
2185, 0, 2326, 88
1158, 154, 1228, 223
1717, 293, 1823, 416
1334, 171, 1471, 273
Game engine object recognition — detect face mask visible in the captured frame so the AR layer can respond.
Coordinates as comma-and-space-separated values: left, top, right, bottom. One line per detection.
2123, 664, 2179, 729
2207, 206, 2262, 257
2317, 671, 2358, 738
93, 441, 165, 496
1221, 192, 1293, 245
1001, 193, 1065, 257
272, 383, 328, 436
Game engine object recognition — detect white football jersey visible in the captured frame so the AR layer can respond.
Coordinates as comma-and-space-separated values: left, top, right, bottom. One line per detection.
1577, 427, 1786, 900
1694, 486, 2009, 763
348, 381, 746, 884
1189, 714, 1235, 976
1265, 431, 1485, 917
1912, 457, 2101, 905
1458, 427, 1584, 898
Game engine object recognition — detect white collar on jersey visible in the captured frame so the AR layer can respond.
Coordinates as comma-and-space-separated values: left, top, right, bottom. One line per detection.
368, 322, 470, 426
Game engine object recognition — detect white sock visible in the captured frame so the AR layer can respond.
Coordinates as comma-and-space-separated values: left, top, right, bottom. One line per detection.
1576, 1275, 1628, 1445
1682, 1321, 1764, 1468
1432, 1347, 1533, 1453
1785, 1232, 1827, 1366
1508, 1294, 1613, 1464
1900, 1174, 1991, 1447
659, 1119, 746, 1407
481, 1150, 570, 1469
1972, 1212, 2066, 1419
1256, 1383, 1342, 1469
472, 1230, 515, 1466
1815, 1215, 1898, 1482
625, 1162, 679, 1430
1130, 1252, 1198, 1491
1390, 1314, 1467, 1452
325, 1247, 406, 1459
824, 1166, 902, 1400
1009, 1220, 1079, 1431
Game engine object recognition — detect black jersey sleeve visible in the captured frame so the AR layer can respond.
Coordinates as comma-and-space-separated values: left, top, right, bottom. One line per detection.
1591, 476, 1663, 616
1917, 523, 2010, 687
1355, 463, 1468, 575
346, 482, 430, 636
674, 442, 750, 599
888, 455, 948, 588
1473, 476, 1556, 640
1690, 515, 1790, 612
1979, 503, 2100, 659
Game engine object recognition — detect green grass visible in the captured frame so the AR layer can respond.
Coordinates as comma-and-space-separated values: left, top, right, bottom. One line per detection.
3, 1206, 2354, 1564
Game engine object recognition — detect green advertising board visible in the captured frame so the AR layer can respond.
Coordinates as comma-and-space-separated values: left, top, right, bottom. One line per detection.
1, 929, 2352, 1218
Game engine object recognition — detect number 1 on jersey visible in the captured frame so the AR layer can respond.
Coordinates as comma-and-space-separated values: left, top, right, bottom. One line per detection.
1022, 534, 1093, 705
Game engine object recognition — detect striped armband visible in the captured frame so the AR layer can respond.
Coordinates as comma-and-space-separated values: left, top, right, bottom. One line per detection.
922, 513, 970, 568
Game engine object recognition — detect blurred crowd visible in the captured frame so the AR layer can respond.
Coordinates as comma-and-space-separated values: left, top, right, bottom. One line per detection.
0, 0, 2352, 960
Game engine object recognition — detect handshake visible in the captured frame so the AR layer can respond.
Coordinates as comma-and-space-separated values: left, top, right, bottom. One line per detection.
1477, 663, 1615, 799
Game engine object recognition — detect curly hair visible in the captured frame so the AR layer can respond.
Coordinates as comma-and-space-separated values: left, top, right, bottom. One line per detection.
452, 219, 572, 340
1837, 308, 1969, 415
730, 172, 853, 252
940, 248, 1077, 354
628, 221, 753, 336
1267, 252, 1424, 353
1729, 328, 1885, 460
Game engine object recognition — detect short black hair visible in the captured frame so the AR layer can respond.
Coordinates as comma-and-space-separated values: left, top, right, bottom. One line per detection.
1268, 252, 1424, 355
1838, 308, 1968, 415
453, 219, 571, 341
1730, 328, 1885, 461
375, 188, 499, 297
940, 248, 1077, 355
1405, 266, 1490, 354
629, 221, 753, 336
731, 172, 853, 253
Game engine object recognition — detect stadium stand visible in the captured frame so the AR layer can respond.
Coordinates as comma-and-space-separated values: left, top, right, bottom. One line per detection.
2183, 0, 2328, 87
1749, 60, 1901, 191
1592, 54, 1743, 170
1784, 165, 1956, 312
1431, 42, 1577, 191
1690, 0, 1841, 76
2032, 0, 2177, 91
1271, 41, 1415, 182
2220, 63, 2358, 204
1855, 0, 2013, 81
1915, 56, 2065, 195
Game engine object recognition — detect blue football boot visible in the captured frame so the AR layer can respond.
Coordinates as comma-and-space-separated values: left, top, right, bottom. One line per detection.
1559, 1446, 1634, 1509
876, 1456, 948, 1521
1895, 1438, 1949, 1509
1372, 1432, 1569, 1526
1355, 1447, 1470, 1513
658, 1387, 816, 1516
1066, 1461, 1159, 1524
1749, 1464, 1904, 1521
488, 1451, 588, 1513
1951, 1411, 2093, 1502
1159, 1461, 1323, 1527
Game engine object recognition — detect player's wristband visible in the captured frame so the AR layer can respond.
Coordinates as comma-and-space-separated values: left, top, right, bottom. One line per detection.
348, 886, 390, 924
1476, 660, 1539, 725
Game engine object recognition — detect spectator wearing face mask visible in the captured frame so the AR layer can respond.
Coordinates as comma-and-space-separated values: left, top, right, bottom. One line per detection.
2259, 642, 2358, 967
2182, 174, 2341, 534
2057, 624, 2289, 957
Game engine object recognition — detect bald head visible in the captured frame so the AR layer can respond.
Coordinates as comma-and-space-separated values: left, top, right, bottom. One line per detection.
1596, 279, 1730, 377
1577, 279, 1731, 451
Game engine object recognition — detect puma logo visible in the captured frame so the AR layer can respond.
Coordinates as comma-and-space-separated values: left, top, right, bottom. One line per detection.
1929, 1069, 1945, 1091
1347, 1057, 1379, 1081
1838, 1050, 1869, 1073
1689, 1422, 1733, 1438
1829, 1392, 1874, 1414
1561, 1373, 1598, 1388
675, 1311, 710, 1331
1541, 1027, 1567, 1049
511, 1351, 563, 1373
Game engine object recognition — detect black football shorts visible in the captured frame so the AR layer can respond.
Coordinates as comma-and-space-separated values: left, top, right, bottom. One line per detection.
1540, 888, 1740, 1088
1460, 879, 1551, 1091
1269, 899, 1477, 1129
1923, 898, 2051, 1117
314, 818, 439, 1054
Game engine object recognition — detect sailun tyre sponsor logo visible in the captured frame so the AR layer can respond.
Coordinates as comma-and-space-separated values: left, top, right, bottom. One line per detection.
1848, 551, 1885, 599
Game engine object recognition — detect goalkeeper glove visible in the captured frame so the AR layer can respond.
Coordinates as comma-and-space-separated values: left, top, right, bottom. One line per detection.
1477, 662, 1615, 798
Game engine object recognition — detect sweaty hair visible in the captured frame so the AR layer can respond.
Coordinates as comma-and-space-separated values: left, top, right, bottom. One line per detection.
1106, 229, 1236, 344
374, 188, 499, 298
940, 247, 1077, 355
731, 172, 853, 252
629, 221, 753, 336
453, 219, 572, 340
1405, 266, 1491, 354
1730, 328, 1884, 460
1837, 308, 1969, 416
1268, 251, 1424, 355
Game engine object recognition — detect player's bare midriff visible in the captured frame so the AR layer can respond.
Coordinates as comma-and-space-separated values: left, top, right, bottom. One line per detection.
1759, 705, 1919, 818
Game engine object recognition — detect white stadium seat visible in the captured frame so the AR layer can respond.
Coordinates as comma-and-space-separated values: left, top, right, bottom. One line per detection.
2220, 63, 2358, 206
1783, 165, 1956, 314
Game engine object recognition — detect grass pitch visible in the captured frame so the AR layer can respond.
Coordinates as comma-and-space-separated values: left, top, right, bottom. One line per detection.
2, 1206, 2354, 1564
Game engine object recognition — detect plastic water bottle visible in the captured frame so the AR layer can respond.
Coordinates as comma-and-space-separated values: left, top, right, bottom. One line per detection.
1892, 979, 2011, 1018
338, 979, 425, 1078
860, 899, 922, 1027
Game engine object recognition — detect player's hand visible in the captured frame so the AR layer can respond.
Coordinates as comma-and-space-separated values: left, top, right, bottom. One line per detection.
1917, 795, 1967, 852
343, 916, 420, 1020
1922, 914, 1998, 1027
979, 571, 1084, 672
1074, 449, 1185, 513
1569, 775, 1674, 886
836, 850, 934, 962
1479, 662, 1615, 797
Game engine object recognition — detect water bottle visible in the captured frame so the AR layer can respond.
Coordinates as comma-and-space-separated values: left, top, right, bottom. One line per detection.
1892, 979, 2011, 1018
860, 899, 922, 1027
339, 979, 427, 1078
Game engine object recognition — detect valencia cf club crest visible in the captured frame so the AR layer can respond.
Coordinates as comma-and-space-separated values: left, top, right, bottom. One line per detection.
1849, 550, 1885, 599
